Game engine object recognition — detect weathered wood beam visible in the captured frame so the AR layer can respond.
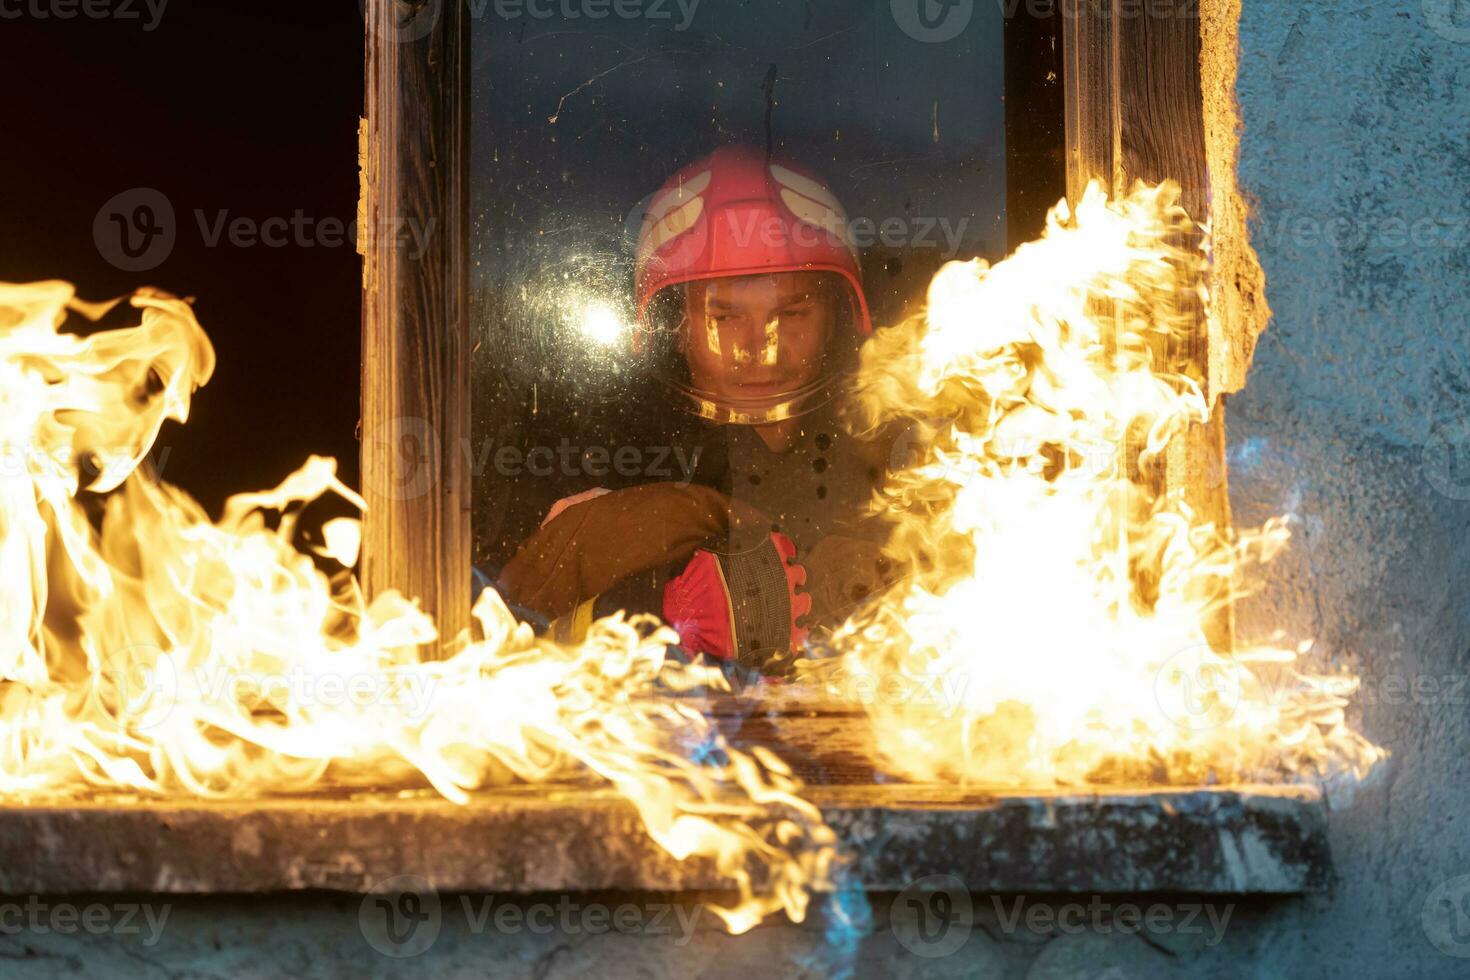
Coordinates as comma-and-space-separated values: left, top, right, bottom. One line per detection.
1064, 1, 1237, 650
360, 0, 472, 656
1063, 0, 1120, 204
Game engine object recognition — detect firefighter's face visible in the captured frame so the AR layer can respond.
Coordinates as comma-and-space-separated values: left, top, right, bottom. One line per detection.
682, 272, 835, 406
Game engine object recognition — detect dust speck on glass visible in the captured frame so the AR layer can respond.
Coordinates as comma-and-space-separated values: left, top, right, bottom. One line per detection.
469, 2, 1011, 661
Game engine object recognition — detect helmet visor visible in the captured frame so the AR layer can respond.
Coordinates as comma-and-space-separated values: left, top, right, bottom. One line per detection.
641, 271, 860, 425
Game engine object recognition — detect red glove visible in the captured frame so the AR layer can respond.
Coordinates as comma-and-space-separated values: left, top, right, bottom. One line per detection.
662, 532, 812, 672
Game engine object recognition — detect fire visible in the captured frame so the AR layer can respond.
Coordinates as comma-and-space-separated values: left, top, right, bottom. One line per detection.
832, 182, 1383, 789
0, 282, 833, 933
0, 180, 1382, 938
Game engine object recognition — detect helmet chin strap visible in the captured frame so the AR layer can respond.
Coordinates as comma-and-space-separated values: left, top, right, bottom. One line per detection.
664, 371, 841, 426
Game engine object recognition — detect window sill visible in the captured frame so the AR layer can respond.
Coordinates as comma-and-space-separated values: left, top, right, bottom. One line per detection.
0, 784, 1328, 895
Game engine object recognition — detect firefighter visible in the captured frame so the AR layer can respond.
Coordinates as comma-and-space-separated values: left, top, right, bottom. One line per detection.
495, 145, 897, 676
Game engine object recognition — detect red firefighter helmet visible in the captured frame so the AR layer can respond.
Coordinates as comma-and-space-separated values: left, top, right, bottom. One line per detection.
632, 146, 872, 425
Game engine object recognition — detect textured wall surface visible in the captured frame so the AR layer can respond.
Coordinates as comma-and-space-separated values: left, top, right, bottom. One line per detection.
3, 2, 1468, 977
1226, 1, 1470, 977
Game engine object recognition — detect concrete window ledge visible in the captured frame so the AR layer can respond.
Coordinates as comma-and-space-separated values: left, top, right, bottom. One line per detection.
0, 785, 1329, 896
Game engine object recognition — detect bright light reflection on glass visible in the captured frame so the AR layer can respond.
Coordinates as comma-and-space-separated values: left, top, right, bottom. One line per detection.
576, 300, 627, 347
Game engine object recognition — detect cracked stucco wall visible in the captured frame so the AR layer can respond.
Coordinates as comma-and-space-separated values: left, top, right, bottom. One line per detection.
2, 2, 1467, 977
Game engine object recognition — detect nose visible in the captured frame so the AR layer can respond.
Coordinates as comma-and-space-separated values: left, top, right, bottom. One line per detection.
724, 312, 780, 367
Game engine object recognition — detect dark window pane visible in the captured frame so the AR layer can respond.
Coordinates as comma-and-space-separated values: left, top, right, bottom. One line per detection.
469, 3, 1036, 648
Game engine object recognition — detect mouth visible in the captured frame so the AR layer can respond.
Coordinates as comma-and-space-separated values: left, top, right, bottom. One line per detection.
729, 377, 791, 395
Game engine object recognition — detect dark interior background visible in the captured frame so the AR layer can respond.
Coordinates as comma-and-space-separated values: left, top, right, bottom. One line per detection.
0, 1, 1062, 536
467, 2, 1063, 567
0, 2, 363, 515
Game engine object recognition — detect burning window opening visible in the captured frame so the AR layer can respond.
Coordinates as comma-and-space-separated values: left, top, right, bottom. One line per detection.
0, 182, 1382, 936
821, 180, 1382, 792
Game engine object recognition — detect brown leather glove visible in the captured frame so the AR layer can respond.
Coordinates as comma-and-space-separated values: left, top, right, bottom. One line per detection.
496, 482, 766, 622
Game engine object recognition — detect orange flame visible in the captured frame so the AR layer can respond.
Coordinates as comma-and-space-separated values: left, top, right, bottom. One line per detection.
831, 182, 1383, 789
0, 282, 833, 933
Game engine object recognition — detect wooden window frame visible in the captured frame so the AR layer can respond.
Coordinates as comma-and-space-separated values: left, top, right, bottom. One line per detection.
360, 0, 1258, 655
361, 0, 473, 646
326, 0, 1317, 901
0, 2, 1310, 909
